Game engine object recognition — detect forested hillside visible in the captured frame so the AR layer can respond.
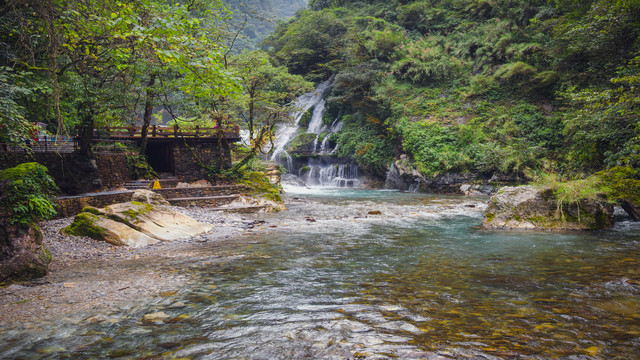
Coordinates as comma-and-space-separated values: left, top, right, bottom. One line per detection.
264, 0, 640, 181
224, 0, 308, 51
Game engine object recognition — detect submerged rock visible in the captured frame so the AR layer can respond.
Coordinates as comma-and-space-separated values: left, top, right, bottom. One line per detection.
63, 190, 212, 247
483, 186, 614, 231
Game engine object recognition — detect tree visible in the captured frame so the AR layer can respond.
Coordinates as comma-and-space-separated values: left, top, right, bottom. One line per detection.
227, 50, 313, 170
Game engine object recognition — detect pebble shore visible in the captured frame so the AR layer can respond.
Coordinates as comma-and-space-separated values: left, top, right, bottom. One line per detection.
0, 206, 271, 329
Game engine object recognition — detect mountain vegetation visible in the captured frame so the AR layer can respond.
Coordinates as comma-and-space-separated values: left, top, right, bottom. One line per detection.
264, 0, 640, 182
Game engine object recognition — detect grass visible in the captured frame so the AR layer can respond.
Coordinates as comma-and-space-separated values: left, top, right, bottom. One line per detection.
533, 172, 607, 222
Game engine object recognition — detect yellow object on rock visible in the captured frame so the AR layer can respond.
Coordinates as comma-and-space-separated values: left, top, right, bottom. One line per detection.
152, 180, 161, 189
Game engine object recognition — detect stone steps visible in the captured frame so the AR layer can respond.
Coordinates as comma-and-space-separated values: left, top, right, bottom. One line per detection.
123, 180, 152, 190
168, 195, 239, 207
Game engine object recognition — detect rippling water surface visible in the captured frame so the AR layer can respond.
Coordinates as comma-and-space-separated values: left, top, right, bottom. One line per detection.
2, 187, 640, 359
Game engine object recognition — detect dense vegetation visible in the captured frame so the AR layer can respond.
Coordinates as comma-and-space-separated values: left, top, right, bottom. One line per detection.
264, 0, 640, 180
0, 0, 309, 165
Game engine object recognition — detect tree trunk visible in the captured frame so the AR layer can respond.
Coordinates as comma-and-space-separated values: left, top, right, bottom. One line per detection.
139, 73, 157, 156
77, 109, 95, 159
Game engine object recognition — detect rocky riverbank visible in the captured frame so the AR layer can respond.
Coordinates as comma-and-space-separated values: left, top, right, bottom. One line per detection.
0, 206, 274, 329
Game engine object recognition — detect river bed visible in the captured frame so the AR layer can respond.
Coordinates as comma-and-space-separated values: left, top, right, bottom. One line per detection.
1, 187, 639, 359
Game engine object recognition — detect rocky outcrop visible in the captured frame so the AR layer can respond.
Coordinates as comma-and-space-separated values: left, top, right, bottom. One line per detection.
483, 186, 614, 231
0, 222, 51, 282
384, 156, 423, 192
63, 190, 213, 247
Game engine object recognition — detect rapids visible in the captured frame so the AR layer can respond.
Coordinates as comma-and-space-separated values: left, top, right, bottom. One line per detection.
1, 187, 639, 359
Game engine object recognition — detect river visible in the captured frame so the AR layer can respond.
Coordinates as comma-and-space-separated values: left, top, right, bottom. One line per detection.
1, 187, 640, 359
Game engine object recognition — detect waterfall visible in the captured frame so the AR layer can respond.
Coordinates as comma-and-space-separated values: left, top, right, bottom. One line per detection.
302, 158, 360, 188
270, 78, 333, 171
272, 77, 361, 188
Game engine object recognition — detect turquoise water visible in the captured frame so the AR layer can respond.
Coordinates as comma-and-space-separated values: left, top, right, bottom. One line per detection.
2, 188, 640, 359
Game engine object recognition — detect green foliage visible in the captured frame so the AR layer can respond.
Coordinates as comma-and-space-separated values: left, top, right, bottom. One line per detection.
335, 114, 394, 173
399, 119, 472, 177
392, 37, 464, 85
510, 103, 563, 150
0, 163, 58, 226
596, 166, 640, 204
239, 171, 283, 203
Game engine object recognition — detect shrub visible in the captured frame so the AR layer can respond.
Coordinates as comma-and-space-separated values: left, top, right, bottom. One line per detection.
0, 162, 58, 226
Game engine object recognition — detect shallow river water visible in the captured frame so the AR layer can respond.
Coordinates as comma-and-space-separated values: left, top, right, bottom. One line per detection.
2, 187, 640, 359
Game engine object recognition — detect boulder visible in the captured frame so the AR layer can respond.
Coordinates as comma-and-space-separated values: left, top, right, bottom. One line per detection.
0, 222, 51, 282
64, 200, 213, 247
105, 202, 213, 241
131, 189, 169, 206
460, 183, 494, 196
483, 186, 614, 231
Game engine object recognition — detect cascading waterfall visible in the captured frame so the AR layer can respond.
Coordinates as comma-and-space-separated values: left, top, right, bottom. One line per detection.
272, 77, 360, 188
270, 78, 333, 171
301, 158, 360, 187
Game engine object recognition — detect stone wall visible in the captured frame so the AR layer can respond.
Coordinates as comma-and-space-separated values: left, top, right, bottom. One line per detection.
0, 152, 131, 195
153, 185, 247, 199
56, 190, 134, 218
172, 142, 232, 181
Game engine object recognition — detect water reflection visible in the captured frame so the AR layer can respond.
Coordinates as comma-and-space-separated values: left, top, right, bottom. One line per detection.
1, 188, 639, 359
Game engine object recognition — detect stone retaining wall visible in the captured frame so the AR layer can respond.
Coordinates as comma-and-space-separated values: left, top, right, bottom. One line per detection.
0, 152, 131, 195
153, 185, 247, 199
56, 191, 134, 218
173, 142, 232, 180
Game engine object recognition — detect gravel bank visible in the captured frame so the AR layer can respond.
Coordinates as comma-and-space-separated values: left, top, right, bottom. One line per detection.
0, 206, 273, 329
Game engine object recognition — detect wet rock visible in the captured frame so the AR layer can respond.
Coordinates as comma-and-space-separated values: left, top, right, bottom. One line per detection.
306, 217, 317, 222
281, 174, 308, 188
384, 157, 423, 192
483, 186, 614, 231
460, 183, 494, 196
142, 311, 170, 323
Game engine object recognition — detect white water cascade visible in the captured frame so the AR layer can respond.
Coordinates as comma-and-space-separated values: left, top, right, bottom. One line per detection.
270, 78, 333, 170
272, 78, 361, 188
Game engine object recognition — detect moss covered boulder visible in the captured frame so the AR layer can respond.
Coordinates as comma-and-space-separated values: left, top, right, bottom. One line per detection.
483, 186, 614, 231
0, 222, 51, 282
64, 190, 213, 247
288, 133, 318, 153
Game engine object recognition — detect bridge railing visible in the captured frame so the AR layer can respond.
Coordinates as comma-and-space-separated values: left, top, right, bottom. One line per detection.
101, 124, 240, 139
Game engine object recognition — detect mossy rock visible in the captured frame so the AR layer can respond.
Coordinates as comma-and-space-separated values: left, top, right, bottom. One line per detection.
63, 212, 106, 240
0, 162, 43, 181
81, 206, 104, 216
288, 133, 318, 153
240, 171, 283, 203
299, 108, 313, 128
484, 185, 614, 231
